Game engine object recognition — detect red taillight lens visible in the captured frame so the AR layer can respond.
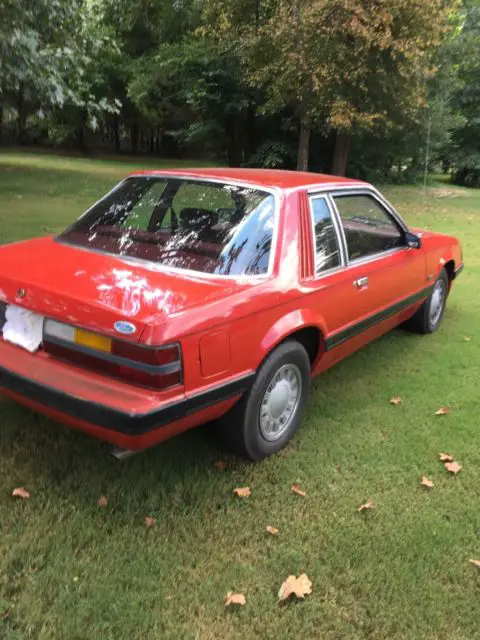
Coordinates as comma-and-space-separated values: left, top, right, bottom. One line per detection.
43, 331, 182, 390
111, 340, 180, 366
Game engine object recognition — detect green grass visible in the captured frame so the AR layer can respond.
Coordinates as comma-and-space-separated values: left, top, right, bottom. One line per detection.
0, 150, 479, 639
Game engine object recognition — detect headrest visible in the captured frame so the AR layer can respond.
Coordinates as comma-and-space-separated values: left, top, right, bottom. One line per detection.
180, 208, 218, 230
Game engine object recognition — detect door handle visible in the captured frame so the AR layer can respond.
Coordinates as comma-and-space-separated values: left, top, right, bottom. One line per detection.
353, 276, 368, 289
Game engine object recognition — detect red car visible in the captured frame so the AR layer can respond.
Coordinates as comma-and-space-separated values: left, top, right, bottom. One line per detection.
0, 169, 463, 460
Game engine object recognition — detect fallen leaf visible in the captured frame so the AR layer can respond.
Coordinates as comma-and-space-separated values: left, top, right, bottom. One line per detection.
444, 461, 462, 475
214, 460, 228, 470
97, 495, 108, 508
233, 487, 251, 497
389, 396, 401, 405
224, 592, 246, 606
165, 594, 173, 600
291, 483, 306, 497
469, 559, 480, 568
421, 476, 434, 489
435, 407, 449, 416
357, 500, 375, 512
2, 608, 11, 621
266, 525, 279, 536
12, 487, 30, 499
464, 336, 471, 342
278, 574, 312, 601
439, 452, 454, 462
144, 516, 156, 527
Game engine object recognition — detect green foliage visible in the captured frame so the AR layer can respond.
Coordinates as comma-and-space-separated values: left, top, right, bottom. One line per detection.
243, 140, 296, 169
446, 0, 480, 186
0, 0, 120, 119
0, 0, 478, 185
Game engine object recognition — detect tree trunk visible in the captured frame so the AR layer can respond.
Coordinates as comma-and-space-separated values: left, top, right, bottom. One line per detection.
226, 115, 243, 166
113, 116, 120, 152
16, 89, 26, 144
331, 131, 351, 176
130, 120, 139, 153
246, 104, 256, 161
297, 111, 311, 171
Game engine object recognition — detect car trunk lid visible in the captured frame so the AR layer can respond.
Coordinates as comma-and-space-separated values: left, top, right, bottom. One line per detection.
0, 237, 248, 342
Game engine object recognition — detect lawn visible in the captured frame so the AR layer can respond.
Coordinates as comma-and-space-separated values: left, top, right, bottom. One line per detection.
0, 150, 478, 640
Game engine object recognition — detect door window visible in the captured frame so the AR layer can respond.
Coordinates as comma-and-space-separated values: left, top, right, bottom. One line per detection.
333, 194, 404, 261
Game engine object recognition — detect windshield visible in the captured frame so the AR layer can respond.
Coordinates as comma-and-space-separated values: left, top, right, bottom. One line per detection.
59, 177, 276, 276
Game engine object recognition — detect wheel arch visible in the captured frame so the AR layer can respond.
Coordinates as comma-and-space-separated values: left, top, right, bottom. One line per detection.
259, 310, 326, 371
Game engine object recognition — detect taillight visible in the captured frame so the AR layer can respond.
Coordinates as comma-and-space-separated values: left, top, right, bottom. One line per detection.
42, 319, 182, 390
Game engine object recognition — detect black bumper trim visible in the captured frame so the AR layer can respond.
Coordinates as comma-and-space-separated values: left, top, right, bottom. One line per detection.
454, 263, 464, 278
325, 285, 433, 351
0, 367, 255, 436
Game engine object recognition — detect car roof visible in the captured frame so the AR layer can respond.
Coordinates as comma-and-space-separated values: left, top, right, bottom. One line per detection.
128, 168, 367, 190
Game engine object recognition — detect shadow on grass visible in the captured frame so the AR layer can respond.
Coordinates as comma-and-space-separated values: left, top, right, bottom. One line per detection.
0, 325, 431, 512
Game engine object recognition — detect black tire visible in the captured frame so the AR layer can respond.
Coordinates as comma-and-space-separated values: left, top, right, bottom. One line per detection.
404, 268, 449, 334
216, 341, 311, 461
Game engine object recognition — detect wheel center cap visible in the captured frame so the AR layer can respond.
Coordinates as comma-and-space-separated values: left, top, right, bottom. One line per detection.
269, 381, 290, 419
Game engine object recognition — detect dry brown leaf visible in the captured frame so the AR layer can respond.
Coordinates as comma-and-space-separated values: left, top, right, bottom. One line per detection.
97, 495, 108, 508
233, 487, 251, 497
144, 516, 156, 527
469, 559, 480, 568
266, 525, 279, 536
444, 461, 462, 475
421, 476, 434, 489
224, 592, 246, 606
12, 487, 30, 499
214, 460, 228, 470
389, 396, 401, 405
439, 452, 454, 462
357, 500, 375, 512
278, 574, 312, 601
291, 483, 306, 497
435, 407, 449, 416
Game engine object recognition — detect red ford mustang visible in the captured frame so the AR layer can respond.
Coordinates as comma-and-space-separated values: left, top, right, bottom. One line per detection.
0, 169, 463, 460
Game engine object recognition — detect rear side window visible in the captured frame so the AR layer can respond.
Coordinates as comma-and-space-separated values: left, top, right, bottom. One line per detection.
309, 197, 341, 274
333, 194, 404, 261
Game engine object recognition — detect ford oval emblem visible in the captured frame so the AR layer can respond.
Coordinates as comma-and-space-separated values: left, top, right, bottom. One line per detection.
114, 320, 136, 335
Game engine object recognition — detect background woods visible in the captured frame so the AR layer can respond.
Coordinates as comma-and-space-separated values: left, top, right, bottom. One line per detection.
0, 0, 478, 185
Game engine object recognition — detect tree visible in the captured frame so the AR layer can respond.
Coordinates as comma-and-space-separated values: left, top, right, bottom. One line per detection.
446, 0, 480, 186
201, 0, 456, 173
0, 0, 119, 143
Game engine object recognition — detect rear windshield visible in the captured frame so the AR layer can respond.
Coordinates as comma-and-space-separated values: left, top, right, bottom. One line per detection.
59, 177, 276, 276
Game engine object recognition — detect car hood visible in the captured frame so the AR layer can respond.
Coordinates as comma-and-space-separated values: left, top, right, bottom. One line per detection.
0, 237, 250, 342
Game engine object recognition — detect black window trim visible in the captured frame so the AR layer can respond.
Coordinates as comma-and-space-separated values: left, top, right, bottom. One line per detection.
328, 188, 409, 267
307, 194, 347, 279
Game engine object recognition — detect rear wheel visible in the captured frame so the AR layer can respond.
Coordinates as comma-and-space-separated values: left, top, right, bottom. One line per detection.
216, 341, 311, 461
404, 268, 449, 334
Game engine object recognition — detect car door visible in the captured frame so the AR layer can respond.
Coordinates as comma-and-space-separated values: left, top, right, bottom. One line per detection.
302, 193, 378, 369
303, 189, 426, 373
330, 189, 426, 315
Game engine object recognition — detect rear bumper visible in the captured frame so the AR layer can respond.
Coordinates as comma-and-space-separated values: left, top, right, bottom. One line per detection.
0, 364, 254, 436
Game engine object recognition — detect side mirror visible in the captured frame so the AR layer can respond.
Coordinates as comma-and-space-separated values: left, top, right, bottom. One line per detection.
405, 231, 421, 249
